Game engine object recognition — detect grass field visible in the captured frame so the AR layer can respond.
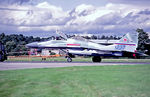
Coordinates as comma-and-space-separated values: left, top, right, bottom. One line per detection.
7, 56, 150, 63
0, 65, 150, 97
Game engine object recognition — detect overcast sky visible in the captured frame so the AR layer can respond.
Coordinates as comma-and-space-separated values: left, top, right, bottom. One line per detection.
0, 0, 150, 37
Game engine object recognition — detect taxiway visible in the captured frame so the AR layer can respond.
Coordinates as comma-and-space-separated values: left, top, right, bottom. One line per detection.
0, 62, 150, 70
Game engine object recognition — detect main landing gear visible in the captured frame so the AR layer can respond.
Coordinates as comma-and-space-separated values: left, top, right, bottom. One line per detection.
92, 56, 102, 62
0, 52, 7, 62
65, 54, 102, 63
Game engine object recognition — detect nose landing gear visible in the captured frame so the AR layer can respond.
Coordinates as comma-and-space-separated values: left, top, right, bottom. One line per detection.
66, 56, 72, 62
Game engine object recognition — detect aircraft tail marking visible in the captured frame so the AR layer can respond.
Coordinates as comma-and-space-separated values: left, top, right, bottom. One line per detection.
115, 32, 138, 52
118, 32, 138, 44
115, 43, 136, 46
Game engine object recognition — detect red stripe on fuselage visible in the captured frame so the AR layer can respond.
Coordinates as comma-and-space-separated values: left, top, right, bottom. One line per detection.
115, 43, 136, 46
67, 44, 80, 46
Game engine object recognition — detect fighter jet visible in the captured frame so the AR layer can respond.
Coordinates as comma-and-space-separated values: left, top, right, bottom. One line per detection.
26, 31, 139, 62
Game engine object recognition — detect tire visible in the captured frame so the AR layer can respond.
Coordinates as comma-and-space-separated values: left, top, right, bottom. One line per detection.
0, 59, 4, 62
67, 57, 72, 62
92, 56, 102, 62
0, 53, 4, 62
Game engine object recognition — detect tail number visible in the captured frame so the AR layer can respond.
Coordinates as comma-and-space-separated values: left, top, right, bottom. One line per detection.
115, 45, 126, 50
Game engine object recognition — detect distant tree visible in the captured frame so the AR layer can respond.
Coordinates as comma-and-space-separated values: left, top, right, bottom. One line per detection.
101, 35, 106, 39
0, 33, 6, 44
6, 41, 16, 53
17, 34, 25, 41
109, 36, 114, 39
0, 33, 47, 55
113, 35, 118, 40
83, 36, 91, 39
34, 37, 41, 42
105, 36, 109, 39
136, 28, 149, 52
91, 35, 97, 40
26, 36, 34, 43
0, 33, 5, 39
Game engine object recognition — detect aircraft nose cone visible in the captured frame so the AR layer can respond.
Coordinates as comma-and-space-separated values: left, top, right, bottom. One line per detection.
26, 42, 38, 48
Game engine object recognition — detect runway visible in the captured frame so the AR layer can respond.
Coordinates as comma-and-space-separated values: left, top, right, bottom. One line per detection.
0, 62, 150, 70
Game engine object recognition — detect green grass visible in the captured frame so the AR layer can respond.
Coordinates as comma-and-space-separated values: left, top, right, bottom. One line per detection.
7, 56, 150, 63
0, 65, 150, 97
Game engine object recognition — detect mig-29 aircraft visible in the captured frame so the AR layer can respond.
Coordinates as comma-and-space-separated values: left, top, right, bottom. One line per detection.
26, 31, 139, 62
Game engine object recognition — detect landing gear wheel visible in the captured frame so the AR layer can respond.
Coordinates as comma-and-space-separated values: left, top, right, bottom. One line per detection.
67, 57, 72, 62
0, 59, 4, 62
0, 53, 4, 62
92, 56, 102, 62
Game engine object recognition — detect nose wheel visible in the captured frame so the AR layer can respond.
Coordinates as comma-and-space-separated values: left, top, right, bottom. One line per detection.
0, 52, 5, 62
66, 56, 72, 62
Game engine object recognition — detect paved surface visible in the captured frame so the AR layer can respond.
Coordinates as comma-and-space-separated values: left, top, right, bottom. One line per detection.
0, 62, 150, 70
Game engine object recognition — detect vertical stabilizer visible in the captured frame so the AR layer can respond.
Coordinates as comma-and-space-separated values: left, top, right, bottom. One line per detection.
115, 32, 138, 52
